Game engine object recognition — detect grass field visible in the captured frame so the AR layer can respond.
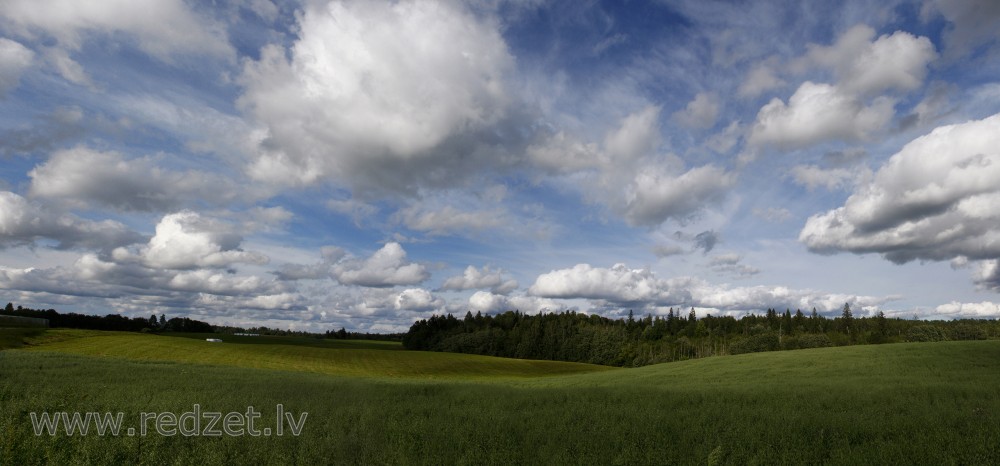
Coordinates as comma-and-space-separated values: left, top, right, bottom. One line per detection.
12, 330, 610, 380
2, 329, 1000, 464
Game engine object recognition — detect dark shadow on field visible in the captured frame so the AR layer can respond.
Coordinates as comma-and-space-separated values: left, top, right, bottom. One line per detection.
162, 332, 405, 351
0, 327, 45, 350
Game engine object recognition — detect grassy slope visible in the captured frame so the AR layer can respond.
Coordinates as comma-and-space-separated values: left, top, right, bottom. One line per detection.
2, 330, 1000, 464
15, 329, 612, 380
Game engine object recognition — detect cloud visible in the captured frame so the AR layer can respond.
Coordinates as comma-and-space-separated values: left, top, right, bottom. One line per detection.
623, 165, 736, 226
787, 165, 859, 191
693, 230, 719, 254
681, 277, 898, 316
528, 263, 674, 305
468, 291, 566, 315
0, 191, 142, 251
327, 198, 378, 226
0, 250, 286, 301
821, 148, 868, 167
0, 0, 233, 61
332, 242, 429, 287
923, 0, 1000, 58
749, 82, 895, 149
739, 58, 784, 98
604, 105, 662, 161
797, 25, 937, 96
272, 246, 345, 281
28, 146, 242, 211
341, 287, 446, 319
933, 301, 1000, 319
113, 211, 268, 270
752, 207, 791, 223
705, 120, 742, 154
112, 94, 263, 163
526, 261, 893, 315
526, 130, 603, 174
751, 26, 935, 150
800, 113, 1000, 268
529, 106, 736, 227
708, 253, 760, 278
0, 106, 85, 158
394, 288, 445, 312
652, 243, 686, 258
972, 260, 1000, 291
439, 265, 518, 294
393, 204, 506, 237
527, 109, 629, 173
167, 269, 276, 296
239, 0, 520, 192
0, 37, 33, 97
42, 46, 91, 87
673, 92, 720, 129
592, 32, 628, 55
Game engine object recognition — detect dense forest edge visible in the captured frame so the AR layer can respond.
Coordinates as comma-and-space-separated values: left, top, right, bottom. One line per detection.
403, 305, 1000, 367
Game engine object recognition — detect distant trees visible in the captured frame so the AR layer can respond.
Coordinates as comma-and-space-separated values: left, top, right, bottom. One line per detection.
0, 304, 213, 333
403, 304, 1000, 367
905, 325, 947, 342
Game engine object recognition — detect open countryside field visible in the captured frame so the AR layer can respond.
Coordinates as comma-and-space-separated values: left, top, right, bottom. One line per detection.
12, 329, 609, 380
3, 330, 1000, 464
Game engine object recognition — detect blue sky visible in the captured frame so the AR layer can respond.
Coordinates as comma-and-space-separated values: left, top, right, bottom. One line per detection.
1, 0, 1000, 332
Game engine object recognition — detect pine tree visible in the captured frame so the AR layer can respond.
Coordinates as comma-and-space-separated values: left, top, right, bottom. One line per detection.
3, 302, 13, 314
793, 309, 805, 330
841, 303, 854, 337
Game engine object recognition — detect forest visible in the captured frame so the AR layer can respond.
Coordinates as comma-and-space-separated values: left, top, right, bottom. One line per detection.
403, 305, 1000, 366
1, 302, 213, 333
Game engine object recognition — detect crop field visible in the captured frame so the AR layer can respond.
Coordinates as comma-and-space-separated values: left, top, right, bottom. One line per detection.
2, 329, 1000, 464
11, 330, 609, 380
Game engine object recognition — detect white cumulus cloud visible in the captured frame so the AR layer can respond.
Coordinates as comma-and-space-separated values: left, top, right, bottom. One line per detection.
439, 265, 518, 294
623, 165, 736, 226
332, 242, 429, 287
800, 113, 1000, 272
114, 211, 268, 270
239, 0, 518, 192
749, 82, 895, 149
799, 25, 937, 96
529, 263, 674, 304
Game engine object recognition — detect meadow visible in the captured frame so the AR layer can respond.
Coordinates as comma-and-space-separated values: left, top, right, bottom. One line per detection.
2, 329, 1000, 464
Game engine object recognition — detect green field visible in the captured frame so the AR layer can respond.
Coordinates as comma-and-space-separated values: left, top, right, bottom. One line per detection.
11, 330, 607, 380
2, 329, 999, 464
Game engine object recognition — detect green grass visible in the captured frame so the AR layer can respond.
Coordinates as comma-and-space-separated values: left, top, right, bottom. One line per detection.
14, 329, 609, 380
2, 329, 1000, 464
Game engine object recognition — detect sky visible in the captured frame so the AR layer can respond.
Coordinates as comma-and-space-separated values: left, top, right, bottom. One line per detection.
1, 0, 1000, 333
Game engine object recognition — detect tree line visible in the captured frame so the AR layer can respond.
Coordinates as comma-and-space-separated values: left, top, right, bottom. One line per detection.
403, 304, 1000, 367
3, 301, 402, 341
213, 324, 402, 341
2, 302, 213, 333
